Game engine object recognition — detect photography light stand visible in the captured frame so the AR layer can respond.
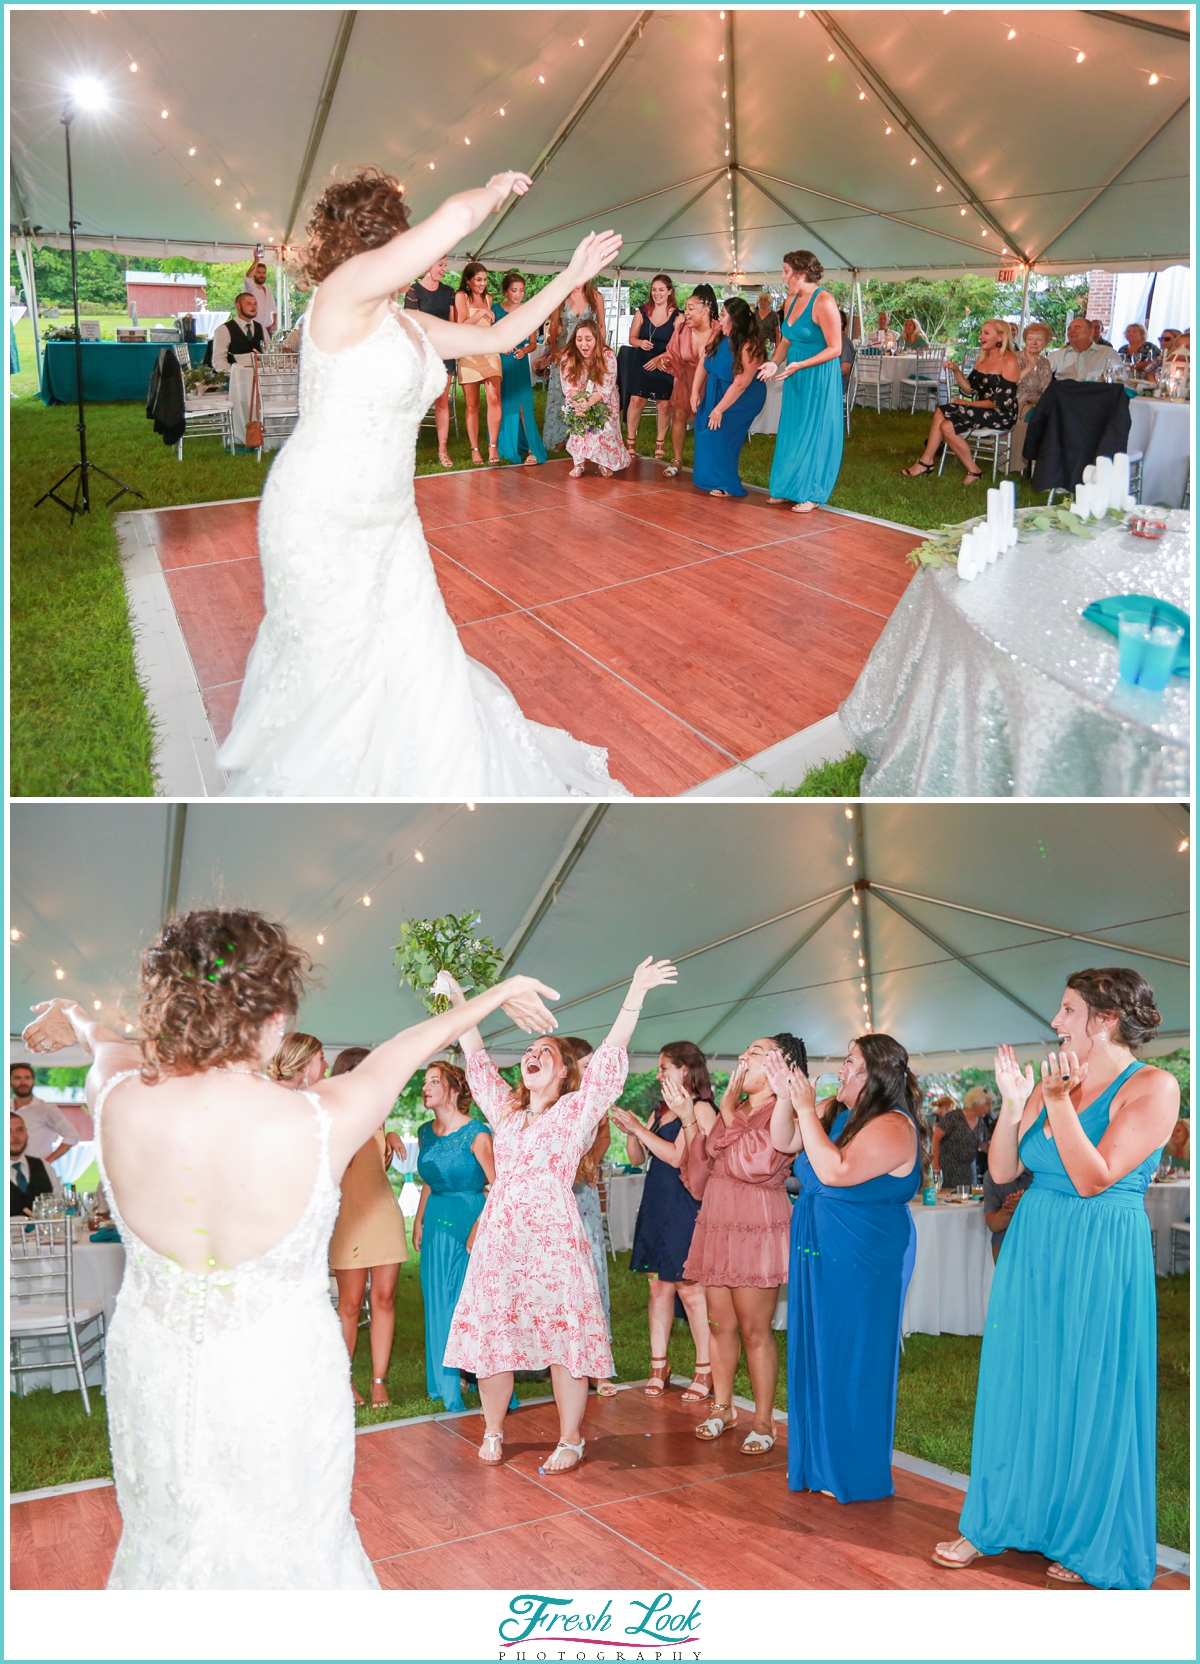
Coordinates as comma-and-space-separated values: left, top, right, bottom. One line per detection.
34, 93, 142, 522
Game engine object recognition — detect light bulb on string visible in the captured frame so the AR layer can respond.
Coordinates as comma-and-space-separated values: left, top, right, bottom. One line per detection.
859, 91, 866, 100
538, 74, 545, 83
1008, 28, 1016, 39
93, 1000, 102, 1011
160, 109, 168, 119
936, 183, 943, 191
129, 61, 137, 71
55, 968, 65, 980
316, 933, 325, 945
362, 894, 372, 906
1076, 52, 1085, 63
1149, 73, 1159, 84
414, 851, 425, 863
188, 147, 196, 156
827, 52, 834, 61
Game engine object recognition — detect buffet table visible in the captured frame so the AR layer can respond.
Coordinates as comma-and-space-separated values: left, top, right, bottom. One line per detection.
1128, 399, 1190, 510
40, 340, 207, 405
841, 509, 1190, 797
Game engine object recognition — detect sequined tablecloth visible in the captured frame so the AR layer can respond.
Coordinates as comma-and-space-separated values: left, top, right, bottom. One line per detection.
840, 510, 1191, 796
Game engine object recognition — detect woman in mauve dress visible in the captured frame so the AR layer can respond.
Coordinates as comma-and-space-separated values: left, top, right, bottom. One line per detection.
677, 1033, 802, 1455
644, 286, 718, 478
442, 956, 677, 1475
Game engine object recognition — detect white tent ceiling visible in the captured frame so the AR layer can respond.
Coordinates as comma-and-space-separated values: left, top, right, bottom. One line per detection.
8, 803, 1190, 1073
8, 7, 1192, 281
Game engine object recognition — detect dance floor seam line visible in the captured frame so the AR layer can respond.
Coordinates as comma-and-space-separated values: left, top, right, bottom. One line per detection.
436, 540, 737, 617
366, 1504, 579, 1567
725, 553, 903, 621
533, 484, 841, 560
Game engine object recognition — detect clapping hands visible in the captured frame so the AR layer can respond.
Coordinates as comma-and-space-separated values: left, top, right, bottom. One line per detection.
993, 1043, 1035, 1110
763, 1047, 817, 1116
1041, 1049, 1088, 1108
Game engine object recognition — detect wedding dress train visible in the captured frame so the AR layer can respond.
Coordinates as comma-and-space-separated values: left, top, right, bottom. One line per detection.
218, 307, 628, 797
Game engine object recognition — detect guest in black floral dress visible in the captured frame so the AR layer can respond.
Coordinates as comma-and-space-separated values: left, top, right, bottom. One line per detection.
901, 320, 1020, 484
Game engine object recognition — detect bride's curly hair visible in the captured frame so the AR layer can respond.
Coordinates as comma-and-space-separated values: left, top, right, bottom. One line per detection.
138, 909, 312, 1082
302, 166, 411, 285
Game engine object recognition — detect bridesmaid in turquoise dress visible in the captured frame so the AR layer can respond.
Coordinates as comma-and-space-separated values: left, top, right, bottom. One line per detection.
493, 274, 547, 467
691, 298, 768, 498
936, 969, 1180, 1589
767, 1034, 922, 1501
762, 251, 844, 513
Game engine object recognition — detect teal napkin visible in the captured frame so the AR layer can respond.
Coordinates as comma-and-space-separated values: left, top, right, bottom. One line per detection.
1081, 594, 1190, 679
89, 1225, 121, 1243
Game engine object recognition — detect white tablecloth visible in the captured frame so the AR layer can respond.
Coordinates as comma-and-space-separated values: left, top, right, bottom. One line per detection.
842, 509, 1191, 797
1129, 399, 1190, 509
1144, 1177, 1191, 1274
605, 1172, 645, 1253
903, 1199, 994, 1337
10, 1236, 125, 1395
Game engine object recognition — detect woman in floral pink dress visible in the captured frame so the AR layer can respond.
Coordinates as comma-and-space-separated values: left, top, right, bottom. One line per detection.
559, 321, 631, 479
443, 956, 676, 1473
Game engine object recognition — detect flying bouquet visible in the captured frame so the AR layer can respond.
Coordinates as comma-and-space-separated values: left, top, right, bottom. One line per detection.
394, 911, 504, 1013
562, 391, 610, 438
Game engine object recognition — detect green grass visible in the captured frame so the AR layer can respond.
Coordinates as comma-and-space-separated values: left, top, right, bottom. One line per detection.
9, 1250, 1190, 1552
774, 751, 868, 798
6, 316, 1049, 797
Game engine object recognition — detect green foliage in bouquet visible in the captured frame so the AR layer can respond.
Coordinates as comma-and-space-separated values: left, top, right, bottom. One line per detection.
394, 911, 505, 1014
562, 396, 610, 438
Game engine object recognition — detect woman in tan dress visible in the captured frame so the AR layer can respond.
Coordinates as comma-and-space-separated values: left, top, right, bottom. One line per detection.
1012, 322, 1053, 473
455, 261, 504, 466
328, 1046, 408, 1407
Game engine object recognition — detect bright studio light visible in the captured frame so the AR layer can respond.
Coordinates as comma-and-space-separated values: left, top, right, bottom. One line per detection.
68, 76, 107, 109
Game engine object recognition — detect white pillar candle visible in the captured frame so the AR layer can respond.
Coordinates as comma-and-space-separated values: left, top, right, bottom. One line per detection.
1083, 463, 1097, 486
1074, 483, 1091, 519
1123, 493, 1137, 512
986, 488, 1001, 531
1113, 451, 1130, 503
957, 531, 977, 579
999, 479, 1017, 543
1095, 455, 1114, 514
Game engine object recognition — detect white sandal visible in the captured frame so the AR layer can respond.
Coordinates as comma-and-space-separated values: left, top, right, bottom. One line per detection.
569, 466, 584, 478
539, 1438, 585, 1475
695, 1403, 737, 1441
478, 1431, 505, 1465
663, 464, 680, 478
931, 1535, 983, 1569
740, 1429, 775, 1455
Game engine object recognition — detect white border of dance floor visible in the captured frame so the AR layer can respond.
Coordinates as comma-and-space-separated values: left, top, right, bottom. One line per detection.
113, 482, 919, 801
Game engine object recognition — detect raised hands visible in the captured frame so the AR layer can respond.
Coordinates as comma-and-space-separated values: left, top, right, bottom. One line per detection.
720, 1056, 748, 1112
627, 956, 678, 1000
1041, 1049, 1088, 1108
23, 999, 86, 1055
763, 1047, 793, 1105
484, 172, 533, 212
993, 1044, 1035, 1111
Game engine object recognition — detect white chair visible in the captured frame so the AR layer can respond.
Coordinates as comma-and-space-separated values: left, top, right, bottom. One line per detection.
1169, 1220, 1190, 1274
254, 363, 301, 459
10, 1219, 106, 1414
172, 343, 192, 372
853, 346, 891, 412
899, 347, 946, 413
938, 426, 1013, 479
178, 395, 234, 460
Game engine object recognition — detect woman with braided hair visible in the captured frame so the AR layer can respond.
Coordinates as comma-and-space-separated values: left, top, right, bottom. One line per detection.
675, 1033, 803, 1455
935, 969, 1179, 1589
768, 1033, 924, 1503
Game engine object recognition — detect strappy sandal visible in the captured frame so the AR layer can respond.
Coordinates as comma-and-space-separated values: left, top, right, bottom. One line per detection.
644, 1358, 671, 1396
352, 1383, 365, 1408
523, 454, 539, 466
438, 450, 454, 470
695, 1403, 737, 1441
663, 464, 681, 478
740, 1428, 776, 1455
593, 1378, 620, 1397
569, 465, 584, 478
370, 1376, 390, 1408
654, 441, 666, 460
470, 448, 484, 465
539, 1439, 585, 1475
488, 446, 500, 465
709, 489, 728, 498
680, 1366, 713, 1403
901, 460, 934, 477
1046, 1561, 1086, 1584
791, 501, 816, 513
478, 1431, 505, 1465
600, 467, 612, 477
963, 469, 983, 485
931, 1535, 984, 1569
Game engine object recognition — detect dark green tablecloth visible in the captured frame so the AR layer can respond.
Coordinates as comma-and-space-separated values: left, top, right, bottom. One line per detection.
40, 341, 208, 405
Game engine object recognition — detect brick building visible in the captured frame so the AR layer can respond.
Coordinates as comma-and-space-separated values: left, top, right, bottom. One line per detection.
1085, 269, 1116, 335
124, 271, 207, 317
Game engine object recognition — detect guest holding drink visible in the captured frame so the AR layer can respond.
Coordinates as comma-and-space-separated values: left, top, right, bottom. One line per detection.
677, 1035, 801, 1453
609, 1042, 717, 1403
410, 1060, 497, 1413
621, 275, 682, 458
759, 252, 844, 514
901, 321, 1018, 483
493, 271, 547, 466
559, 322, 630, 478
454, 262, 504, 465
1118, 323, 1160, 373
645, 286, 718, 477
768, 1034, 922, 1502
935, 968, 1178, 1588
690, 298, 768, 499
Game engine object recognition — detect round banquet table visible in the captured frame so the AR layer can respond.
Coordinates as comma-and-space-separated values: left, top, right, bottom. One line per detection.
604, 1171, 646, 1254
1144, 1175, 1191, 1275
1128, 398, 1190, 509
9, 1236, 125, 1396
841, 508, 1190, 797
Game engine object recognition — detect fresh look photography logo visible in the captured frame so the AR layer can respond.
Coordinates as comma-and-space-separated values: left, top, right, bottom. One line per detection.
498, 1593, 702, 1659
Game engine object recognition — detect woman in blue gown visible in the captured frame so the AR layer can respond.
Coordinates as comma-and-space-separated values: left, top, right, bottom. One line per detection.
759, 251, 844, 514
492, 273, 547, 467
413, 1061, 498, 1413
767, 1033, 923, 1502
936, 968, 1179, 1589
690, 297, 768, 498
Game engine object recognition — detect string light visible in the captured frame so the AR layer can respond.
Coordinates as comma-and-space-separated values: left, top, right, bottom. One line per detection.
160, 109, 168, 119
466, 802, 475, 811
55, 968, 65, 981
316, 933, 325, 945
960, 207, 967, 215
499, 107, 505, 115
214, 177, 221, 186
414, 852, 425, 863
465, 136, 470, 144
235, 201, 242, 209
936, 183, 943, 192
129, 61, 137, 71
1179, 839, 1189, 853
10, 928, 20, 941
1149, 73, 1159, 84
884, 125, 892, 135
188, 147, 196, 156
910, 157, 917, 165
827, 52, 835, 61
859, 91, 866, 100
93, 1000, 102, 1011
1007, 28, 1016, 39
252, 221, 259, 228
1076, 51, 1085, 63
845, 854, 854, 867
538, 74, 545, 83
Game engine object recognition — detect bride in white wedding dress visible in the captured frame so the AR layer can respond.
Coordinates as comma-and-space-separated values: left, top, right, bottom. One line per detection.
23, 909, 560, 1589
218, 167, 629, 798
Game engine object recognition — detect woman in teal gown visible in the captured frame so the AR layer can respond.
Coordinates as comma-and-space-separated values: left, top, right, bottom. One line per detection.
767, 1034, 922, 1501
936, 968, 1180, 1589
493, 274, 547, 467
761, 251, 844, 512
691, 298, 768, 498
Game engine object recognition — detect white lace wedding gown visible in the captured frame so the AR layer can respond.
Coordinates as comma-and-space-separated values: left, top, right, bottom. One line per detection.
218, 306, 628, 797
94, 1073, 378, 1589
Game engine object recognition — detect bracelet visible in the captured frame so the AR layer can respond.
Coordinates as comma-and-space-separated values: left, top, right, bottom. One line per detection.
620, 1003, 642, 1014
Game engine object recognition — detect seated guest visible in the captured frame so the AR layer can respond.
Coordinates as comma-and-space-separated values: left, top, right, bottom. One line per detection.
1157, 328, 1181, 360
982, 1162, 1032, 1262
898, 317, 929, 351
1118, 323, 1160, 371
839, 309, 857, 385
243, 258, 278, 335
873, 310, 898, 350
755, 290, 780, 355
1089, 319, 1114, 348
210, 292, 266, 369
901, 320, 1018, 482
1047, 317, 1122, 381
1013, 321, 1053, 472
10, 1113, 55, 1214
1167, 1116, 1190, 1170
9, 1062, 81, 1169
267, 1031, 327, 1088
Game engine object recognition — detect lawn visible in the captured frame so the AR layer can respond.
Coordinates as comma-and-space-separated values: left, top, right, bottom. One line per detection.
8, 314, 1049, 797
9, 1247, 1190, 1555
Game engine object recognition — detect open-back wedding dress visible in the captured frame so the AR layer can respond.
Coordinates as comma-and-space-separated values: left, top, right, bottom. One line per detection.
218, 307, 628, 797
95, 1073, 378, 1589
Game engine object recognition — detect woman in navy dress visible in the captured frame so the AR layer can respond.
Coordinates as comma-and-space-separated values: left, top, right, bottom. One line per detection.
610, 1042, 716, 1404
936, 969, 1178, 1589
690, 298, 768, 498
492, 272, 547, 467
768, 1033, 923, 1502
619, 275, 681, 459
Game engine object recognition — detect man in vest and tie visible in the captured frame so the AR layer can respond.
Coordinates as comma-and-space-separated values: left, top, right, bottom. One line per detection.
209, 292, 267, 449
10, 1113, 55, 1216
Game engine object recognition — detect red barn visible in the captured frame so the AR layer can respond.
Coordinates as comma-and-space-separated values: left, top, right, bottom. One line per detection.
124, 271, 207, 316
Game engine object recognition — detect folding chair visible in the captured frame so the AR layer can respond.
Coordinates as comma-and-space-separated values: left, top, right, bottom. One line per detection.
10, 1219, 106, 1414
254, 362, 301, 459
899, 347, 946, 413
421, 364, 461, 440
938, 426, 1013, 479
853, 346, 891, 412
1169, 1220, 1190, 1274
843, 361, 857, 435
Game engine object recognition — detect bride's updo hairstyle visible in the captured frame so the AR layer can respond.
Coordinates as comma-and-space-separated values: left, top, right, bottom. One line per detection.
1066, 967, 1161, 1051
302, 166, 411, 285
139, 909, 312, 1082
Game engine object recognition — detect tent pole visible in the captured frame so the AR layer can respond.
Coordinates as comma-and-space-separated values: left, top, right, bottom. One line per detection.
499, 807, 609, 976
161, 804, 189, 923
17, 234, 43, 382
1018, 263, 1031, 335
853, 815, 875, 1034
284, 10, 358, 244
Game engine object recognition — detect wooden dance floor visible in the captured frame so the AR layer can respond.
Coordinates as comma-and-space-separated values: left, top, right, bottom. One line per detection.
10, 1387, 1188, 1590
134, 457, 921, 795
